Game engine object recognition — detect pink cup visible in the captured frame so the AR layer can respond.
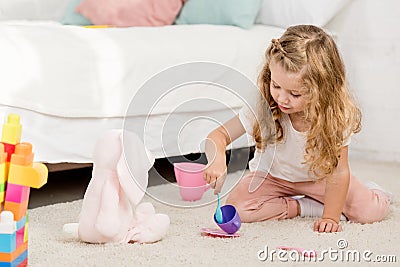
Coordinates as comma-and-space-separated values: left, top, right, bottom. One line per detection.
174, 162, 210, 201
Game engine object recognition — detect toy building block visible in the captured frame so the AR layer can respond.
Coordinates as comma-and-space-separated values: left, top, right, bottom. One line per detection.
14, 216, 27, 248
0, 183, 5, 204
0, 144, 7, 204
1, 114, 22, 146
0, 114, 45, 267
3, 201, 28, 222
7, 143, 33, 167
1, 114, 22, 165
4, 184, 30, 204
0, 211, 17, 253
0, 250, 28, 267
0, 144, 6, 181
15, 217, 26, 233
7, 162, 47, 189
7, 143, 48, 189
3, 143, 31, 220
23, 224, 28, 244
16, 227, 25, 248
0, 242, 27, 266
0, 211, 28, 267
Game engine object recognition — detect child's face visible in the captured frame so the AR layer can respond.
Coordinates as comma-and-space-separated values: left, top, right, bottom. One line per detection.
269, 60, 306, 116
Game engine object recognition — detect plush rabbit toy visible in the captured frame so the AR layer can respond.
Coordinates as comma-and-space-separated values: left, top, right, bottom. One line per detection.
63, 129, 170, 243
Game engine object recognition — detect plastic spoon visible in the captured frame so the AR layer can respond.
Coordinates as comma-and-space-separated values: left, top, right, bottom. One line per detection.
215, 193, 223, 223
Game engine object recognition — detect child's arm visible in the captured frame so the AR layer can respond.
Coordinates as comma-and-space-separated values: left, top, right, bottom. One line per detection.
204, 115, 246, 194
314, 146, 350, 233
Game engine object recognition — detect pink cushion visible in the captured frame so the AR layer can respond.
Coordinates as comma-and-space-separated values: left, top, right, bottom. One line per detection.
76, 0, 184, 27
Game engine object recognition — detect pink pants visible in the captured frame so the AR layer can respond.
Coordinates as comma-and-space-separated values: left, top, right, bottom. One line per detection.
226, 172, 390, 224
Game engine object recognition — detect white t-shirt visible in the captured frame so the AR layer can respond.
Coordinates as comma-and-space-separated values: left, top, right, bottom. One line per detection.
238, 106, 350, 182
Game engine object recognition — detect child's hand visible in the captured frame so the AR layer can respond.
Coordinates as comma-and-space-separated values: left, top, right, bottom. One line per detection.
203, 159, 227, 195
313, 218, 342, 233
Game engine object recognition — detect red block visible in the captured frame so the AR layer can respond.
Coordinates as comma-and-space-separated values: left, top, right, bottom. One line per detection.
1, 142, 16, 163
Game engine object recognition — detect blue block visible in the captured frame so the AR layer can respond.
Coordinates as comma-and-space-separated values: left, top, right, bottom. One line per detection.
0, 233, 16, 253
15, 216, 26, 231
0, 249, 27, 267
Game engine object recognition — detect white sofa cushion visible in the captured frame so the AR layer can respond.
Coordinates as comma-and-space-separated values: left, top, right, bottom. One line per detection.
255, 0, 351, 28
0, 0, 71, 21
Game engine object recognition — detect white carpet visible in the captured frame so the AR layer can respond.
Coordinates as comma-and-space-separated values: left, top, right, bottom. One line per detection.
28, 159, 399, 266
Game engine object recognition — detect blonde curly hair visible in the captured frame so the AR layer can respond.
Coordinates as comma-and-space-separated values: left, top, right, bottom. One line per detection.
253, 25, 361, 179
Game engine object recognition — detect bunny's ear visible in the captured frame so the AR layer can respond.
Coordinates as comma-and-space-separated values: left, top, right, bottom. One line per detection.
117, 130, 155, 206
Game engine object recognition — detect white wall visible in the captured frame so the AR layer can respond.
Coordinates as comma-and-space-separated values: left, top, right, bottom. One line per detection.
326, 0, 400, 163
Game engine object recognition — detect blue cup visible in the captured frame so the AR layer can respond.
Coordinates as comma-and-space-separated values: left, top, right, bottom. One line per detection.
213, 204, 241, 234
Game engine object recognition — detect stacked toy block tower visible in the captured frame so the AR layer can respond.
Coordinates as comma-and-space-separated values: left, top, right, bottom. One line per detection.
0, 114, 48, 267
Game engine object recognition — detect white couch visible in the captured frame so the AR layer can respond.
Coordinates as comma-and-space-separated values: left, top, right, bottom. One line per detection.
1, 0, 398, 164
0, 20, 284, 163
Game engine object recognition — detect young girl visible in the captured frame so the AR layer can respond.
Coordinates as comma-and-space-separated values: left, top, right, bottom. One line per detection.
203, 25, 391, 233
